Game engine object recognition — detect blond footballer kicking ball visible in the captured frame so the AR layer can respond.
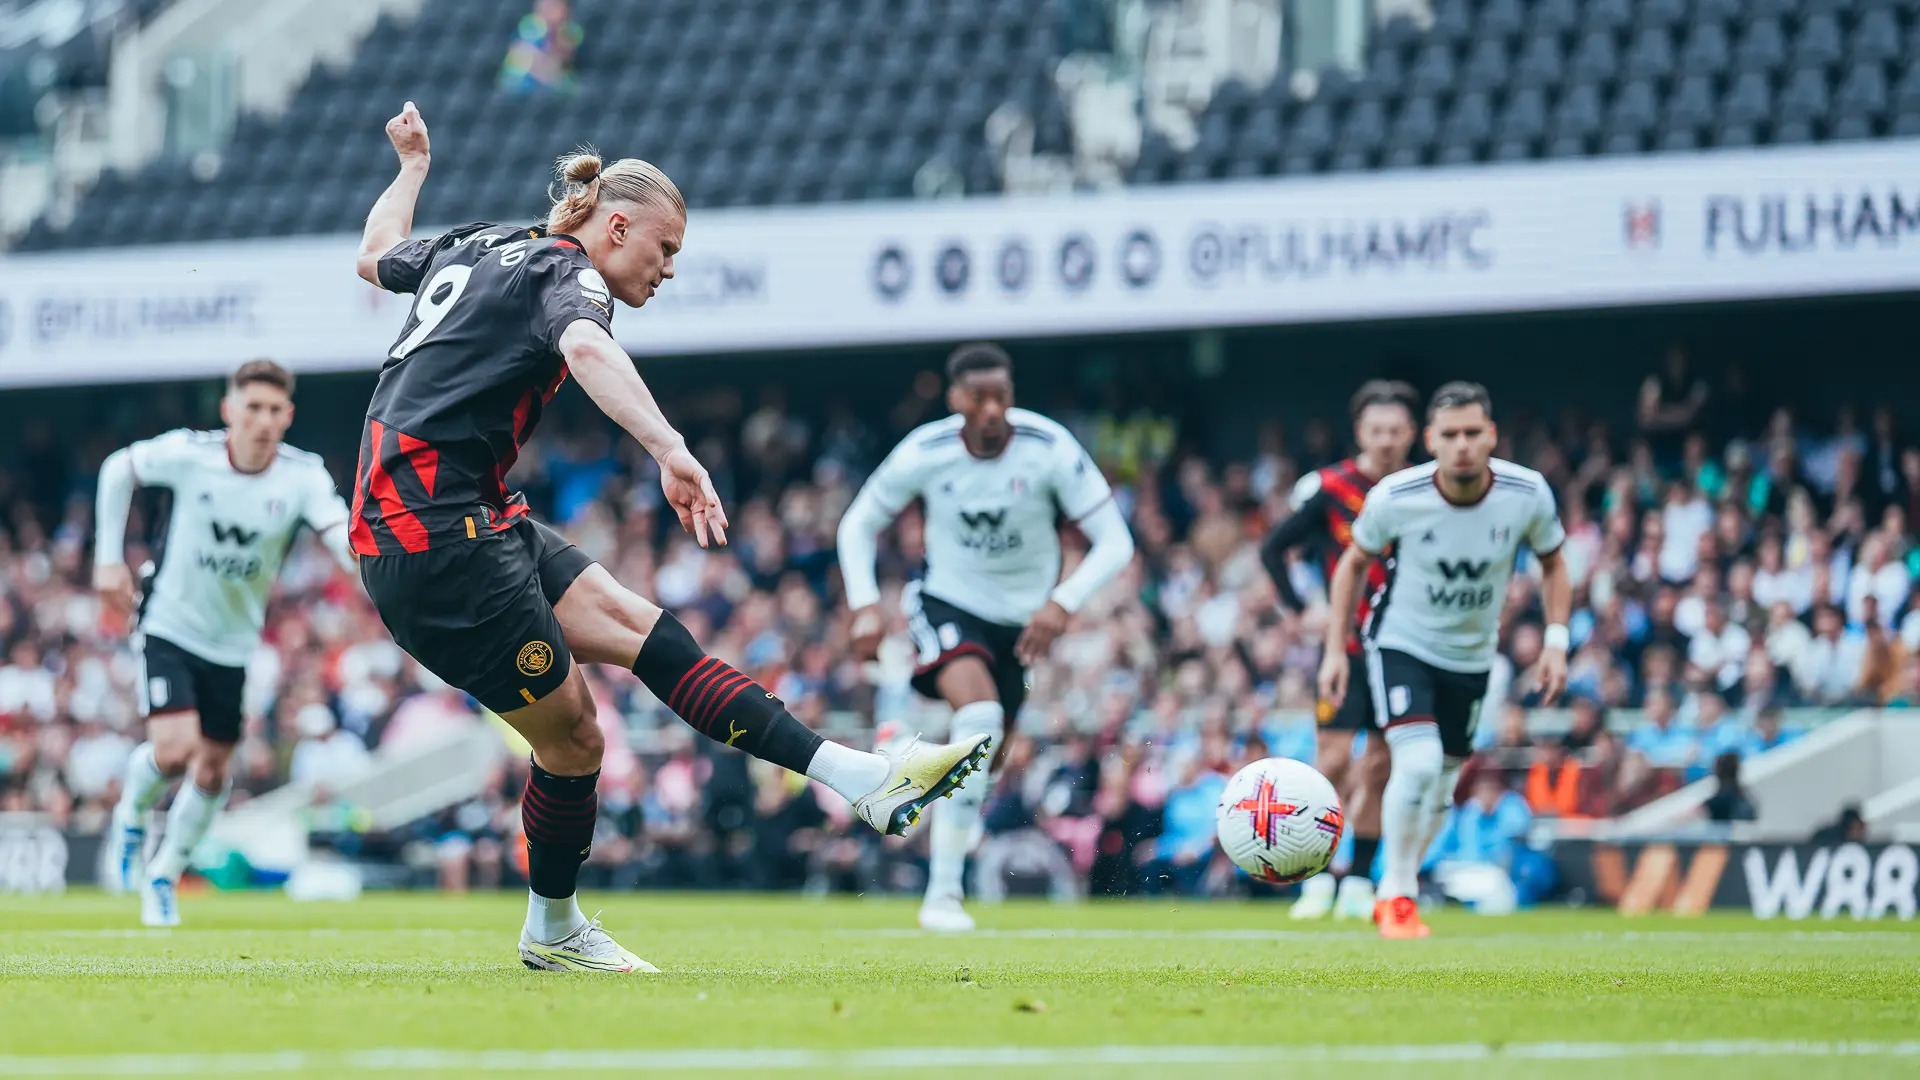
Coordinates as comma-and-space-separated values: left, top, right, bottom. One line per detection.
1215, 757, 1345, 885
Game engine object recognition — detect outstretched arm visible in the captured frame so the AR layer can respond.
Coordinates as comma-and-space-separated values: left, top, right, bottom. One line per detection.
92, 447, 138, 619
561, 319, 728, 547
356, 101, 432, 287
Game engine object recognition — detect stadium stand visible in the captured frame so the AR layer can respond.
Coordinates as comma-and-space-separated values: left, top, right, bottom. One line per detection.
12, 0, 1920, 249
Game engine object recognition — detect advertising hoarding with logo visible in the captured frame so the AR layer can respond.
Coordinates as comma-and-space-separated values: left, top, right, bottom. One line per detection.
2, 139, 1918, 386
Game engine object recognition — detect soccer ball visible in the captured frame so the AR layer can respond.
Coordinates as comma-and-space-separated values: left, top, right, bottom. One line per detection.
1215, 757, 1344, 885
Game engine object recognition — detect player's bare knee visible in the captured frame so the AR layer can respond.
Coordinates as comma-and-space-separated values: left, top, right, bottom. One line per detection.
1361, 743, 1393, 789
150, 728, 196, 775
564, 714, 605, 764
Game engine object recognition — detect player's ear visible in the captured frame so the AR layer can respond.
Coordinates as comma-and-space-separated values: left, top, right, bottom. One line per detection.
946, 380, 967, 414
608, 210, 628, 246
1422, 423, 1437, 455
218, 393, 234, 428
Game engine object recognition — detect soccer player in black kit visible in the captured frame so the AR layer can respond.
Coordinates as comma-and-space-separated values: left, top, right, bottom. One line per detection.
1258, 380, 1416, 920
352, 102, 991, 971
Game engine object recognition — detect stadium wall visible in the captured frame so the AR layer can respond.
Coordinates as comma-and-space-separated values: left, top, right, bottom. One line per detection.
4, 139, 1920, 386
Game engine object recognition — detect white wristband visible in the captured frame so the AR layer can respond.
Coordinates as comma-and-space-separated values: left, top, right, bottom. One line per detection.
1543, 623, 1570, 652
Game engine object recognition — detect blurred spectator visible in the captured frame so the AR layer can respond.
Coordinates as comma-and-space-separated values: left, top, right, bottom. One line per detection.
289, 704, 372, 795
498, 0, 582, 96
1793, 605, 1865, 704
1143, 754, 1227, 895
1810, 805, 1868, 846
1523, 737, 1584, 820
1628, 688, 1697, 771
1701, 753, 1757, 824
1427, 773, 1533, 873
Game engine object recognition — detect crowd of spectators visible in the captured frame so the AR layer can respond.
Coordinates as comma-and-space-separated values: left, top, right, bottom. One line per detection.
0, 344, 1911, 897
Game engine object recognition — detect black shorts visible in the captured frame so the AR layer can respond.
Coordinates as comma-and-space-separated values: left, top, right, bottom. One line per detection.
905, 588, 1029, 718
140, 634, 246, 744
359, 517, 593, 714
1365, 645, 1490, 759
1317, 647, 1376, 733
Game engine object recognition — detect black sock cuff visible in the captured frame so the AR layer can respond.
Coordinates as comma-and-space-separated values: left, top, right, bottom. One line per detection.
632, 611, 704, 692
528, 760, 599, 801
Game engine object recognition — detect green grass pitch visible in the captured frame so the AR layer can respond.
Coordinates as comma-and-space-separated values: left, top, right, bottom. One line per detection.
1, 890, 1916, 1079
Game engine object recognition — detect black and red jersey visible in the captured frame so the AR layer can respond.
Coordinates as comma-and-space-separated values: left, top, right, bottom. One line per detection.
1258, 457, 1392, 655
350, 222, 615, 556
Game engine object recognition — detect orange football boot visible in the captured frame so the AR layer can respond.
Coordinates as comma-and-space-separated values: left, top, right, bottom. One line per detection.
1374, 895, 1431, 939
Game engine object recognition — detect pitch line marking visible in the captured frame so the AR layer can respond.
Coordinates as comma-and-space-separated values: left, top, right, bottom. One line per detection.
1, 1041, 1918, 1075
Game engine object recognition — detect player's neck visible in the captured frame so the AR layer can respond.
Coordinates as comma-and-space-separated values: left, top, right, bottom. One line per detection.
1433, 467, 1492, 507
961, 429, 1008, 460
225, 437, 274, 475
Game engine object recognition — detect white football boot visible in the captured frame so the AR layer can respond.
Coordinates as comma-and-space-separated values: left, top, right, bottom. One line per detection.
519, 916, 659, 973
852, 734, 992, 836
140, 876, 180, 928
108, 810, 146, 895
918, 891, 976, 933
1334, 874, 1378, 920
1288, 871, 1337, 920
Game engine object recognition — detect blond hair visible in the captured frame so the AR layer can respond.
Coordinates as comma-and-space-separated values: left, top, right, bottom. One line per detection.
546, 149, 685, 234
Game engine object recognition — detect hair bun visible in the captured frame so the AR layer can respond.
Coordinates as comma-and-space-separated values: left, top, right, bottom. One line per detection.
561, 151, 603, 186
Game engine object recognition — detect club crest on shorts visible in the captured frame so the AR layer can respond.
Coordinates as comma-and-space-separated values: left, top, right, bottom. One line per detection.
517, 640, 555, 676
1388, 685, 1411, 717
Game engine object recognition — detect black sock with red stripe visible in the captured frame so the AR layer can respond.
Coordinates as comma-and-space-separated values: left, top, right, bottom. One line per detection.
631, 612, 825, 773
521, 761, 598, 900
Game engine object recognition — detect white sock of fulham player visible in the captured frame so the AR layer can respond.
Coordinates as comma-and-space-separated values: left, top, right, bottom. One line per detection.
146, 779, 231, 882
926, 701, 1005, 901
1379, 723, 1444, 900
1417, 756, 1468, 859
113, 743, 172, 826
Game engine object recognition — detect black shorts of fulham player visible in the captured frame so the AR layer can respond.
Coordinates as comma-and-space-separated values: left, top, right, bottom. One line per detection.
838, 343, 1135, 930
1318, 381, 1571, 939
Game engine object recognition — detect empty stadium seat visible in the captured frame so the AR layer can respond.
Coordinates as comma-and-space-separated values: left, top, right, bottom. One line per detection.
1569, 30, 1623, 84
1734, 19, 1789, 72
1624, 26, 1678, 81
1792, 13, 1846, 69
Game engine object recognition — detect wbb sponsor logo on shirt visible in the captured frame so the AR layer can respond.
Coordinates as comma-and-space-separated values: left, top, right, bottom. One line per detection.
198, 518, 264, 580
1428, 558, 1495, 610
957, 506, 1022, 555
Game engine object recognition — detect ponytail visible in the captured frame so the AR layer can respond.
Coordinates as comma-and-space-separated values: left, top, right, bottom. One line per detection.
546, 147, 683, 234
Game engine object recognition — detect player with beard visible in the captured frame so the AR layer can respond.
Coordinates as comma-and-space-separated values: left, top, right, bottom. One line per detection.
1319, 382, 1569, 939
1259, 380, 1417, 920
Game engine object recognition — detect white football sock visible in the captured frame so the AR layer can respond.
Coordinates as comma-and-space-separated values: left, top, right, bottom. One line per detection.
146, 779, 229, 882
1418, 756, 1467, 857
526, 890, 587, 944
114, 743, 172, 825
925, 701, 1003, 902
1380, 724, 1443, 900
805, 740, 890, 804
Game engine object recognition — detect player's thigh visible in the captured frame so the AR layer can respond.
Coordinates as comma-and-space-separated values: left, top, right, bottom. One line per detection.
1432, 668, 1492, 759
359, 530, 572, 715
552, 562, 663, 668
933, 657, 999, 708
1357, 727, 1392, 789
1314, 728, 1354, 784
1368, 647, 1440, 732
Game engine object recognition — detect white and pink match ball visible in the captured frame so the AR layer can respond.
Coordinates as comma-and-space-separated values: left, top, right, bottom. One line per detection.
1215, 757, 1345, 885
